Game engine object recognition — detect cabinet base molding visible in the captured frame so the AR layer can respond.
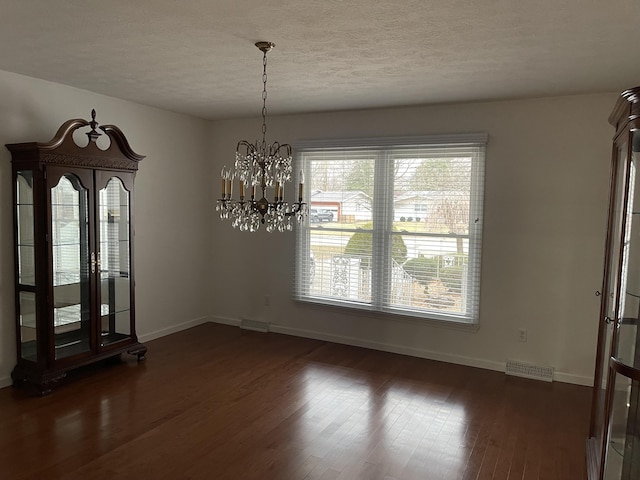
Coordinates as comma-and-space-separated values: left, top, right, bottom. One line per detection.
11, 341, 146, 395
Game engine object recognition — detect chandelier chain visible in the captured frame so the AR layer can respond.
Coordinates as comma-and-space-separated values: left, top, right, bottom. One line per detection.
261, 50, 268, 148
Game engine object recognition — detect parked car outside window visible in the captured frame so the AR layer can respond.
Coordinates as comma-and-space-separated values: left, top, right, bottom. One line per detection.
310, 208, 334, 223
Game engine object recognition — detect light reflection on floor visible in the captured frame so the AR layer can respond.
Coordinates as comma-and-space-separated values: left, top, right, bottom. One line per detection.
297, 364, 467, 478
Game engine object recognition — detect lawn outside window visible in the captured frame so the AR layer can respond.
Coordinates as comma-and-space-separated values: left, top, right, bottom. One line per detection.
294, 134, 487, 324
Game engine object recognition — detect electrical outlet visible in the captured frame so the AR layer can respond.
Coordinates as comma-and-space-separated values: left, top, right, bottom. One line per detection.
518, 328, 528, 342
264, 295, 271, 307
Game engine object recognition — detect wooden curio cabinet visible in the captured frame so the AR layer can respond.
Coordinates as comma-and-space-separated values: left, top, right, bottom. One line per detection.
6, 111, 146, 394
588, 87, 640, 479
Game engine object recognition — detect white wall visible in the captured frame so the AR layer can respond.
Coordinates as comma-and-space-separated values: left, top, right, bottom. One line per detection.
0, 70, 212, 387
209, 93, 617, 385
0, 70, 617, 388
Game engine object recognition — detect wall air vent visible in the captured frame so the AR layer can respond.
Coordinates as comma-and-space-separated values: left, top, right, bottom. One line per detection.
240, 318, 270, 333
506, 359, 554, 382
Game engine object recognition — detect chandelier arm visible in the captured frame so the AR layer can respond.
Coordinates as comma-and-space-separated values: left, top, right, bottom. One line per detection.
267, 142, 292, 158
236, 140, 256, 155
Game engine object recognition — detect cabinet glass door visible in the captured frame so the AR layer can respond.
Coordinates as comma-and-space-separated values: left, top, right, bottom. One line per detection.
51, 174, 91, 359
592, 141, 629, 474
16, 171, 36, 361
604, 372, 639, 479
98, 177, 132, 347
604, 131, 640, 479
615, 135, 640, 371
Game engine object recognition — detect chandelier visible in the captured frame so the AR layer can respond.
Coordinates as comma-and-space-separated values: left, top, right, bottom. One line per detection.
217, 41, 306, 232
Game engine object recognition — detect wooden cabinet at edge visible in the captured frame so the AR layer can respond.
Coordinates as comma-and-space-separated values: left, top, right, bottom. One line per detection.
588, 87, 640, 479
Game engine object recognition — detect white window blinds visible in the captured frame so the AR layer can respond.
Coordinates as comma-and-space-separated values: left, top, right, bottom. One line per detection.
294, 134, 486, 324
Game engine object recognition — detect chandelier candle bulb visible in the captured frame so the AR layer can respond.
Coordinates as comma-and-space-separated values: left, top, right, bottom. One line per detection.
220, 167, 227, 197
298, 170, 304, 202
239, 180, 245, 200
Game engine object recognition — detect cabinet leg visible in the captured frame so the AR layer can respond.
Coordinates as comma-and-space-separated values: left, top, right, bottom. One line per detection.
38, 386, 53, 396
127, 344, 147, 362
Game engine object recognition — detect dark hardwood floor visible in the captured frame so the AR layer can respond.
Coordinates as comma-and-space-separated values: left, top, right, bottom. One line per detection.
0, 323, 589, 479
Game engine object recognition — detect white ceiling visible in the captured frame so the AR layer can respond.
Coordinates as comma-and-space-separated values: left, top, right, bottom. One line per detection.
0, 0, 638, 120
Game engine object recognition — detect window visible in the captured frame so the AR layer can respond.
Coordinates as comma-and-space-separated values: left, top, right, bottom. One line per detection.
294, 134, 487, 324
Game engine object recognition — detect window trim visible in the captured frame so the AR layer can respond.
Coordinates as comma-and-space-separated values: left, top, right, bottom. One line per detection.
294, 133, 487, 325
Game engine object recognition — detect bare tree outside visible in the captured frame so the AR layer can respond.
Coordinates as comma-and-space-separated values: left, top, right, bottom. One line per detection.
311, 160, 346, 192
435, 197, 469, 253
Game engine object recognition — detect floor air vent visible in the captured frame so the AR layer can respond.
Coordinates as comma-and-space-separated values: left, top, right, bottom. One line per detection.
505, 360, 554, 382
240, 319, 270, 333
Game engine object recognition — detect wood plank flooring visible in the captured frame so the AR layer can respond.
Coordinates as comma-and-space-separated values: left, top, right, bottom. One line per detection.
0, 323, 590, 479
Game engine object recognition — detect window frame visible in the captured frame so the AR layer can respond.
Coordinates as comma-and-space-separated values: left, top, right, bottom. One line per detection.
294, 133, 487, 325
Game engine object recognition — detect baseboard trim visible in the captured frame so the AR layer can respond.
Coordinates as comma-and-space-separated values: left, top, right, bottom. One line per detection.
138, 316, 212, 343
0, 376, 12, 389
554, 371, 593, 387
208, 317, 593, 386
269, 323, 505, 373
209, 315, 241, 327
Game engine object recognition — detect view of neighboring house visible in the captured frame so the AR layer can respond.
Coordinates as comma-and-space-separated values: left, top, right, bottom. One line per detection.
309, 190, 372, 222
393, 191, 450, 222
310, 190, 468, 225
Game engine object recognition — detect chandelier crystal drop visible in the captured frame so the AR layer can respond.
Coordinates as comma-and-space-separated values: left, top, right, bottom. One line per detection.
216, 41, 306, 232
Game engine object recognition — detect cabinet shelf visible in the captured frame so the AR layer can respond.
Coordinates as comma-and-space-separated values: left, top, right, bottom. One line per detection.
101, 332, 130, 346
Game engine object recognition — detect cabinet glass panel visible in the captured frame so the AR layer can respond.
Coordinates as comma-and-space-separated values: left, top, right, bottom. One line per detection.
51, 175, 91, 359
19, 291, 37, 362
16, 171, 35, 285
604, 373, 640, 479
99, 177, 131, 346
617, 132, 640, 369
595, 143, 629, 453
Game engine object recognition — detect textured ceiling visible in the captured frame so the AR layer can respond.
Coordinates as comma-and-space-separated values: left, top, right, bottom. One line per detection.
0, 0, 638, 120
